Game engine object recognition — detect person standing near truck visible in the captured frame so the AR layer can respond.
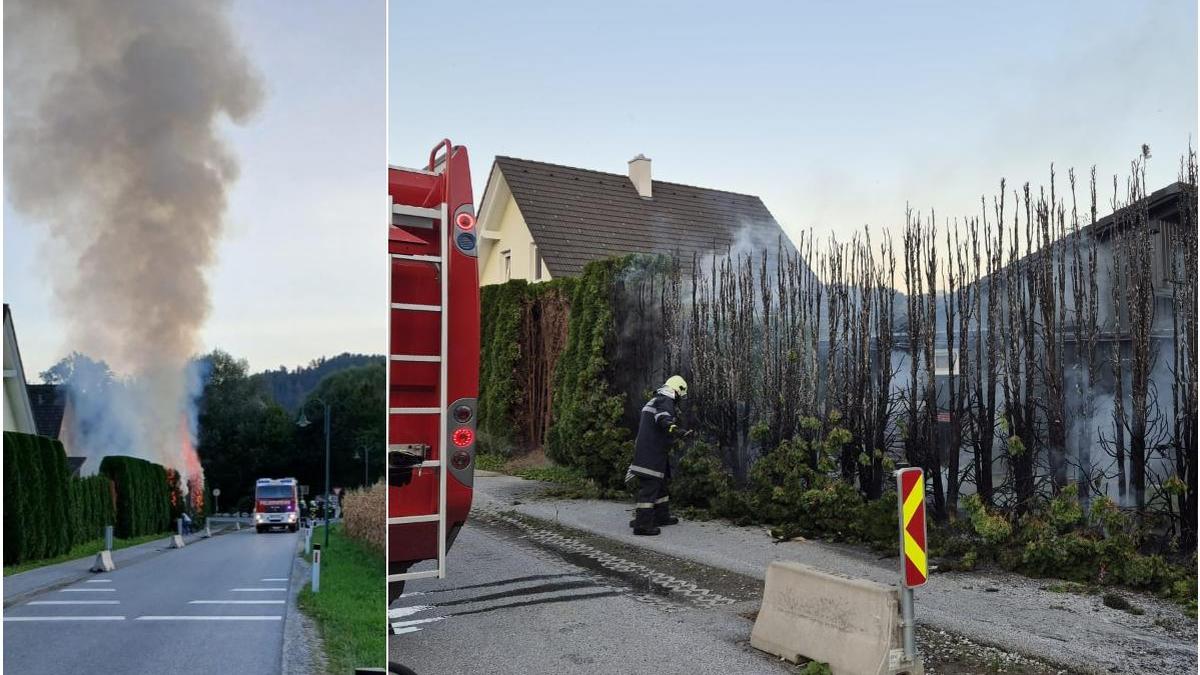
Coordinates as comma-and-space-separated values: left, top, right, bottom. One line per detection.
627, 375, 691, 536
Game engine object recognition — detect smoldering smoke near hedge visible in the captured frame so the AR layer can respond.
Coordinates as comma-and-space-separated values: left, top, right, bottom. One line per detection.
4, 0, 262, 478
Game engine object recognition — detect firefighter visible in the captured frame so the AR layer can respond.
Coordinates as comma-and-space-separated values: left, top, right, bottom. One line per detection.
627, 375, 691, 536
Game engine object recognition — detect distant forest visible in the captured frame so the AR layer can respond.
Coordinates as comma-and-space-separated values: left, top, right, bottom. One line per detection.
254, 353, 384, 411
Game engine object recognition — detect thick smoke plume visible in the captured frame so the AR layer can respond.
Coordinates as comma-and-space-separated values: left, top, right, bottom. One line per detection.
5, 0, 262, 478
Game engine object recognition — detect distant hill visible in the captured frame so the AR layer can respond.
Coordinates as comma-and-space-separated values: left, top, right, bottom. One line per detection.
254, 353, 385, 412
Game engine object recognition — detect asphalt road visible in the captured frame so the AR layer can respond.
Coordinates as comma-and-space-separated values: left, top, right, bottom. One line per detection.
4, 527, 299, 675
388, 519, 791, 675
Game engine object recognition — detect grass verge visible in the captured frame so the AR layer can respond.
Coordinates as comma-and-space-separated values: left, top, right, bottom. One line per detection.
298, 523, 385, 674
3, 532, 168, 576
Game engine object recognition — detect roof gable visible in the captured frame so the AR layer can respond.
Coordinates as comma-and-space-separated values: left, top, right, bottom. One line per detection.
493, 156, 792, 277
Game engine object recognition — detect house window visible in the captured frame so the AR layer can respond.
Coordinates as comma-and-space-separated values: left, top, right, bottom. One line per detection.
502, 250, 511, 281
531, 244, 543, 281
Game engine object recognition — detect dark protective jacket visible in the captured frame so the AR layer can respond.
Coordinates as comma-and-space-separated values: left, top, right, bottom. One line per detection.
629, 391, 678, 479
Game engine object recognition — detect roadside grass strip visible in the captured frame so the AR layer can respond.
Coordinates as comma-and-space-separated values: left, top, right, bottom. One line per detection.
3, 532, 168, 577
299, 524, 385, 674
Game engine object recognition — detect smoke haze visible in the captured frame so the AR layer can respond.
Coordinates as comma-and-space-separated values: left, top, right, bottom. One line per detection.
4, 0, 262, 477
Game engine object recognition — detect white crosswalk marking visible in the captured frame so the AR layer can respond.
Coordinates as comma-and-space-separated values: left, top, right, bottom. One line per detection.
84, 579, 112, 584
135, 616, 282, 621
261, 578, 288, 582
231, 588, 287, 592
5, 616, 124, 621
60, 588, 115, 592
189, 600, 284, 605
387, 605, 433, 619
28, 601, 120, 605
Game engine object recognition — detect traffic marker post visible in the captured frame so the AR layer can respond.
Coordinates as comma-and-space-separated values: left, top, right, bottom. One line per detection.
895, 467, 928, 665
311, 544, 321, 593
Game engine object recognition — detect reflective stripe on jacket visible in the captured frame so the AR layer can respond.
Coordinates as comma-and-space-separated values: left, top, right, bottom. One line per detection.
629, 393, 676, 478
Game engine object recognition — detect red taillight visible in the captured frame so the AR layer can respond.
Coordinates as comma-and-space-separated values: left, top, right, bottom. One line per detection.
452, 427, 474, 447
455, 212, 475, 230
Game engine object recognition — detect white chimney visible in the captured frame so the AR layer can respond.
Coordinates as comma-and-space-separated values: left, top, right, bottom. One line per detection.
628, 154, 652, 199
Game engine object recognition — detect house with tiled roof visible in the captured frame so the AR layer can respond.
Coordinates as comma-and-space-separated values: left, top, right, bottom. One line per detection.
3, 304, 37, 435
475, 154, 793, 285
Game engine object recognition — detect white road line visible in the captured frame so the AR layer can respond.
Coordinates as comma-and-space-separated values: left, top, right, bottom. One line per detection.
391, 626, 424, 636
387, 605, 434, 619
60, 588, 115, 592
261, 578, 288, 582
398, 591, 425, 598
84, 579, 112, 583
135, 616, 282, 621
5, 616, 125, 621
231, 588, 287, 592
390, 616, 445, 628
189, 600, 285, 605
28, 601, 120, 605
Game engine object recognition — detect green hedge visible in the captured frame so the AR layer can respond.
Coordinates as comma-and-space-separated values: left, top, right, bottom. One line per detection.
479, 280, 529, 450
100, 456, 172, 538
3, 432, 72, 564
68, 475, 116, 548
545, 258, 632, 489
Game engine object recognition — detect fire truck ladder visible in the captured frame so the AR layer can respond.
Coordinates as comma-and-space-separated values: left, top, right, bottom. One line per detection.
388, 149, 452, 583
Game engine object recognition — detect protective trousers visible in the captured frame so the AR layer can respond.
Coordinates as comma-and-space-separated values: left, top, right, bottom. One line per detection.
633, 473, 671, 528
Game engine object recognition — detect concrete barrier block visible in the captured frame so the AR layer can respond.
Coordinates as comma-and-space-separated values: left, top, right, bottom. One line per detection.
169, 534, 186, 549
90, 550, 115, 572
750, 561, 923, 675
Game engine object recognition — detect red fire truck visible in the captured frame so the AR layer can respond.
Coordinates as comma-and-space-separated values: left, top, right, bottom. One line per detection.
387, 140, 480, 604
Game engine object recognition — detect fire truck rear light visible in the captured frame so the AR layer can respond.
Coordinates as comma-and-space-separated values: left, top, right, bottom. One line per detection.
455, 212, 475, 230
456, 232, 476, 251
452, 428, 474, 448
451, 450, 472, 470
453, 405, 472, 423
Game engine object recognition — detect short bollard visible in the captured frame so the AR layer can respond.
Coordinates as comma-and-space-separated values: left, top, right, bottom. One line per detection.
304, 526, 312, 555
170, 518, 186, 549
311, 544, 321, 593
91, 525, 116, 572
203, 521, 212, 538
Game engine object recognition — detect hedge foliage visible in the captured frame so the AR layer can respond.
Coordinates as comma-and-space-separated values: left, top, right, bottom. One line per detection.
100, 455, 172, 539
69, 475, 117, 547
478, 277, 578, 455
3, 431, 122, 565
478, 280, 529, 450
545, 258, 633, 489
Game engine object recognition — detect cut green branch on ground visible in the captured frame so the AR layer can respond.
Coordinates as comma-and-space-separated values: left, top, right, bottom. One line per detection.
299, 524, 385, 674
3, 532, 168, 576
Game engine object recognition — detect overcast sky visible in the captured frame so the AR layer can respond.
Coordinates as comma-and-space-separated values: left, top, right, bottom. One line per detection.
390, 0, 1196, 251
5, 1, 386, 377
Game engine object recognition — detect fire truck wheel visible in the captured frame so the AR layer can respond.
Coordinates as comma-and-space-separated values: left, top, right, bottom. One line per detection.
388, 580, 405, 604
256, 525, 265, 534
288, 524, 297, 533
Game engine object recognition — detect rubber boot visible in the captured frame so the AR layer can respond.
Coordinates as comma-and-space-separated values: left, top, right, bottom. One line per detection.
632, 508, 660, 536
654, 506, 679, 526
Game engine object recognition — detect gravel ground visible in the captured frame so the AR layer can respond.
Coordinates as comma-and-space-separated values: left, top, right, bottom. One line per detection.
282, 535, 326, 675
475, 474, 1197, 675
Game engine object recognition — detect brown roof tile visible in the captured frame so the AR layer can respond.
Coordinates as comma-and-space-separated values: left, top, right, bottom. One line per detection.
494, 156, 793, 277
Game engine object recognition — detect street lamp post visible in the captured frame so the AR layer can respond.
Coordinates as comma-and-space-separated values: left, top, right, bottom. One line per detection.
354, 447, 370, 486
297, 398, 332, 549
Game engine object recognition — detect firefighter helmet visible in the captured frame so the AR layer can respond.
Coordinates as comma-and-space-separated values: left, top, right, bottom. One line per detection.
664, 375, 688, 398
